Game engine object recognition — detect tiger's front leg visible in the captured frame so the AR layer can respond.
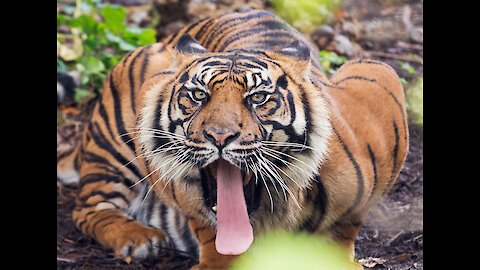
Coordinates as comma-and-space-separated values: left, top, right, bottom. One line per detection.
187, 217, 236, 270
326, 213, 369, 270
72, 160, 172, 258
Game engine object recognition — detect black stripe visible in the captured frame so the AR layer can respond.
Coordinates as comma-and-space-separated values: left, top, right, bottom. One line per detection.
203, 10, 274, 49
78, 191, 130, 205
334, 74, 407, 142
236, 55, 268, 69
57, 147, 75, 163
171, 181, 179, 205
75, 208, 111, 230
166, 31, 180, 45
184, 16, 210, 37
333, 126, 364, 217
86, 212, 121, 236
169, 17, 211, 47
98, 96, 120, 146
384, 120, 400, 194
159, 204, 171, 241
88, 122, 142, 181
140, 45, 152, 86
217, 25, 294, 52
334, 75, 376, 86
82, 151, 117, 171
180, 216, 198, 256
151, 70, 174, 78
146, 194, 155, 227
122, 51, 134, 66
388, 92, 408, 142
80, 173, 124, 187
343, 58, 396, 73
195, 17, 216, 43
299, 175, 327, 232
366, 144, 378, 201
109, 72, 137, 155
128, 47, 147, 115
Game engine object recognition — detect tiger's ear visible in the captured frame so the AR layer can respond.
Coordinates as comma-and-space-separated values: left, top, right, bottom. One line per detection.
174, 33, 209, 54
275, 40, 311, 74
277, 40, 311, 61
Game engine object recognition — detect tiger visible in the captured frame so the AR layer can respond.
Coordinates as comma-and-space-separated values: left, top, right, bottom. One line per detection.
57, 9, 408, 269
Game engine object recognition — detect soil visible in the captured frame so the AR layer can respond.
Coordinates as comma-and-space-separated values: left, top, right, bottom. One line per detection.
57, 0, 423, 269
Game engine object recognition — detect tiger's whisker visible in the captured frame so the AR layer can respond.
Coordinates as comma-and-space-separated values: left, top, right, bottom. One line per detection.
143, 149, 192, 203
260, 146, 318, 174
130, 147, 187, 189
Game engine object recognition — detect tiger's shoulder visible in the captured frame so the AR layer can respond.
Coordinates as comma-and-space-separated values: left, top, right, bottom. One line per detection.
318, 58, 409, 220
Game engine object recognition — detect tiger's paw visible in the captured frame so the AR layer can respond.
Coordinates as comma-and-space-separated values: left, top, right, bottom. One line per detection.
100, 220, 172, 259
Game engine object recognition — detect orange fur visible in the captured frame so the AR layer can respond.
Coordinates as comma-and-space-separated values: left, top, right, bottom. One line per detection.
57, 9, 408, 269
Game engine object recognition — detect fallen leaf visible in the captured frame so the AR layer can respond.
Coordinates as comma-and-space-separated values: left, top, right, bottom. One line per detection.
358, 257, 387, 268
389, 253, 411, 263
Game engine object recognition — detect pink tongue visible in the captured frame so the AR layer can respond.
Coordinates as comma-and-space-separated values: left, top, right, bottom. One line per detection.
215, 159, 254, 255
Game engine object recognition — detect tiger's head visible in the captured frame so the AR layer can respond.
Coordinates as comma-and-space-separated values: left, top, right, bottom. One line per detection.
139, 34, 331, 255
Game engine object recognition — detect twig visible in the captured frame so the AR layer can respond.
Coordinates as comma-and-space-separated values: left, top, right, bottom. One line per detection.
396, 41, 423, 51
363, 51, 423, 64
385, 231, 403, 246
57, 256, 76, 263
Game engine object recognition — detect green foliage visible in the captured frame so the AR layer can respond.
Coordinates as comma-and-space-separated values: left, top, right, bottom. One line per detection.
57, 0, 156, 104
405, 75, 423, 126
230, 231, 352, 270
271, 0, 343, 33
318, 50, 347, 77
397, 61, 416, 75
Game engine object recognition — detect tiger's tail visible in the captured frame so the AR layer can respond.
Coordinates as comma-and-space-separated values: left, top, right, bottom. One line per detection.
57, 146, 80, 183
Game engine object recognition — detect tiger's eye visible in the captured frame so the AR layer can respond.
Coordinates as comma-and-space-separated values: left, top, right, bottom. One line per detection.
250, 93, 266, 104
193, 89, 207, 101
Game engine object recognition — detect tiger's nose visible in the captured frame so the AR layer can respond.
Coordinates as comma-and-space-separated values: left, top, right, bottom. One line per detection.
204, 128, 239, 149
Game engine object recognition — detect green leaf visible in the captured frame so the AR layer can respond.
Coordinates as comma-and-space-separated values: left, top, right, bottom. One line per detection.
69, 14, 98, 35
101, 4, 126, 32
124, 27, 156, 45
105, 31, 137, 51
83, 56, 105, 74
74, 88, 93, 103
100, 52, 120, 70
57, 58, 68, 74
57, 12, 70, 27
138, 28, 156, 45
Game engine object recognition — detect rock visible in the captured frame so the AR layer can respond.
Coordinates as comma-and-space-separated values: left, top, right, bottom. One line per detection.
311, 25, 335, 49
342, 21, 361, 40
333, 34, 362, 57
409, 27, 423, 44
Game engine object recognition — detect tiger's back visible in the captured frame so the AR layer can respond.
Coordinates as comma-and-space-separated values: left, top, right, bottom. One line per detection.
57, 9, 408, 269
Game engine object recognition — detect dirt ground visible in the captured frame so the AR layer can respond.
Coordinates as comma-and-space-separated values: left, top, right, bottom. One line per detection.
57, 0, 423, 269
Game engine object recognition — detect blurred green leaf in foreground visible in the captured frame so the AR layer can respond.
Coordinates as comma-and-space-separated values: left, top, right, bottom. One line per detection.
230, 231, 353, 270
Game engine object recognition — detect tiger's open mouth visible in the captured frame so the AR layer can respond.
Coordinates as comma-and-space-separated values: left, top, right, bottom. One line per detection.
200, 159, 260, 215
199, 158, 261, 255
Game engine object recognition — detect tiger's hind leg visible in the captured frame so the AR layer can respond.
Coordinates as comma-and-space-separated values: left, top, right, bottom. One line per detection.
72, 156, 172, 258
57, 146, 80, 183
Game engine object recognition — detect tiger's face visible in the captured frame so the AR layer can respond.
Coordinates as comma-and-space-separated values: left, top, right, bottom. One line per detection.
139, 34, 331, 254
